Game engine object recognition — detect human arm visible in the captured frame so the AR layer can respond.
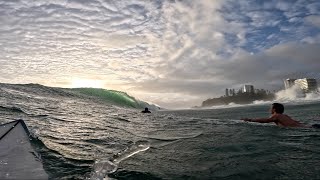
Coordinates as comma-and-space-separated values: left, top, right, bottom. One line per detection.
241, 116, 278, 123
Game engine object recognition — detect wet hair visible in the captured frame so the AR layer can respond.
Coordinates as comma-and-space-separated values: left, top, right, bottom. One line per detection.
272, 103, 284, 114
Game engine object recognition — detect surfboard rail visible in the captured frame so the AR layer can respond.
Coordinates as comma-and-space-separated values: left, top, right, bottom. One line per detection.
0, 120, 48, 179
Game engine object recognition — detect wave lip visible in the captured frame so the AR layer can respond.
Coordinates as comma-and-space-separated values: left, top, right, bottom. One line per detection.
1, 83, 160, 109
71, 88, 160, 109
71, 88, 140, 108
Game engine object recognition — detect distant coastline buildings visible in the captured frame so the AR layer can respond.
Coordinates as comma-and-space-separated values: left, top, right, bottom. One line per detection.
203, 84, 274, 107
284, 78, 318, 92
242, 85, 254, 93
225, 88, 235, 97
201, 78, 318, 107
226, 85, 254, 97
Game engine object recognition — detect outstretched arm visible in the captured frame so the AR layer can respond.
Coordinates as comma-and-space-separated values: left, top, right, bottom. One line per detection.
242, 116, 277, 123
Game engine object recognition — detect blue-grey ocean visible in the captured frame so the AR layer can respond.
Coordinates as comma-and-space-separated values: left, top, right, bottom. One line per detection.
0, 83, 319, 179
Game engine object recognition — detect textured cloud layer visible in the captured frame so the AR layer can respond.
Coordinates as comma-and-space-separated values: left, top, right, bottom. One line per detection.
0, 0, 320, 108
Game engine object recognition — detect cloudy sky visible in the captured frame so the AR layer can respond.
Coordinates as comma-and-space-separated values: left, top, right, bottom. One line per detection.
1, 0, 320, 108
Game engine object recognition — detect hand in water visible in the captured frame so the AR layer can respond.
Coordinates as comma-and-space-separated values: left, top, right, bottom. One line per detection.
91, 159, 118, 180
241, 118, 251, 121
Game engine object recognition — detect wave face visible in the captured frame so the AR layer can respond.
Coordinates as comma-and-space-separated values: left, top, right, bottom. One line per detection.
0, 82, 319, 180
72, 88, 142, 108
0, 82, 204, 179
0, 83, 155, 109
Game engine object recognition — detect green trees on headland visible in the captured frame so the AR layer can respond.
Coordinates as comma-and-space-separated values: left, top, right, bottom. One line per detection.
202, 88, 275, 107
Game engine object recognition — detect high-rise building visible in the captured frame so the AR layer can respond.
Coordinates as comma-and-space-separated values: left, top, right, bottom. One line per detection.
294, 78, 318, 92
230, 89, 234, 96
242, 85, 254, 93
284, 79, 296, 89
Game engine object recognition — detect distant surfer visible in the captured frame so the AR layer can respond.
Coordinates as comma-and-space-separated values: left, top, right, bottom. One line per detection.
242, 103, 319, 128
141, 107, 151, 113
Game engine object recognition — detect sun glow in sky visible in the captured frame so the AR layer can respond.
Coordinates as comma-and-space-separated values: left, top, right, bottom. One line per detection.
0, 0, 320, 108
70, 78, 104, 88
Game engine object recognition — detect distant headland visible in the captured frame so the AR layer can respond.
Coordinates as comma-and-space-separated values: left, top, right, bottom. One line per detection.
201, 85, 275, 107
201, 78, 319, 107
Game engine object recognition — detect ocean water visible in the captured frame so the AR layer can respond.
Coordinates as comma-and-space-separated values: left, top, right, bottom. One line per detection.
0, 83, 320, 180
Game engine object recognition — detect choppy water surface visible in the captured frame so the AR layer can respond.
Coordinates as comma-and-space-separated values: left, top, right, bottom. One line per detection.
0, 83, 319, 179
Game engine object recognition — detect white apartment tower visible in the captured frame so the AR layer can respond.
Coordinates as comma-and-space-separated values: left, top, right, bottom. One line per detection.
242, 85, 254, 93
294, 78, 318, 92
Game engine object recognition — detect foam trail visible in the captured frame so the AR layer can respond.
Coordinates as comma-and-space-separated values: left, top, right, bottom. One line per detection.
90, 140, 150, 180
111, 140, 150, 164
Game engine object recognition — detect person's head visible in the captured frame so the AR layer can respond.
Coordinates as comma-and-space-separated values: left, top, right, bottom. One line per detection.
271, 103, 284, 114
145, 107, 149, 111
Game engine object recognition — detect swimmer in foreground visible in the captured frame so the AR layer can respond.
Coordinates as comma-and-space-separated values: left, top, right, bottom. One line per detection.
241, 103, 316, 128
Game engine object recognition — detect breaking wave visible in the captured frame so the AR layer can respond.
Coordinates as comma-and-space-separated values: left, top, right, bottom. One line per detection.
202, 85, 320, 110
72, 88, 142, 108
0, 83, 158, 109
275, 85, 320, 103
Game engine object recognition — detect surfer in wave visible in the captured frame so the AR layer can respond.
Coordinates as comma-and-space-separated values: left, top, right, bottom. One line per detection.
242, 103, 319, 128
141, 107, 151, 113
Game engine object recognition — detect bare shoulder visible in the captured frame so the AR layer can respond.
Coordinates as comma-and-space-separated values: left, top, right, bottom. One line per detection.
276, 114, 294, 121
270, 114, 280, 119
270, 113, 286, 121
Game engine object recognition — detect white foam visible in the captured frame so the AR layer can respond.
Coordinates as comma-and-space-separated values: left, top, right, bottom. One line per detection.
275, 85, 320, 103
203, 85, 320, 109
90, 140, 150, 180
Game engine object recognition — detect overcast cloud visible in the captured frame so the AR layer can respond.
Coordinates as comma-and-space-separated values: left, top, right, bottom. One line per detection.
0, 0, 320, 108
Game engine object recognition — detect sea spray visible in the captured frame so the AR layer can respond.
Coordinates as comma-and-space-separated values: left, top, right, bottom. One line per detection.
305, 91, 320, 100
275, 85, 320, 103
275, 85, 305, 100
90, 140, 150, 180
202, 85, 320, 110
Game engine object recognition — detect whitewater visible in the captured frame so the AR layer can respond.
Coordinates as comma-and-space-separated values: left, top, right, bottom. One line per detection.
0, 83, 319, 179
